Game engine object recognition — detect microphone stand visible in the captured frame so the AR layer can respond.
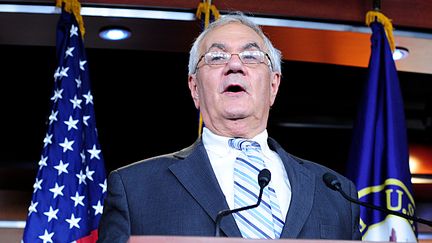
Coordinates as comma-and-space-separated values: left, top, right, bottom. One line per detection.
215, 169, 271, 237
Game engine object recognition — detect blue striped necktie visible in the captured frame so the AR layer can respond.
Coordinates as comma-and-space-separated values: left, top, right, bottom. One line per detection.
228, 138, 284, 239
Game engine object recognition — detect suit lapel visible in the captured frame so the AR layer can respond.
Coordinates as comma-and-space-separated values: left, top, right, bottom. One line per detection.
169, 137, 316, 238
268, 138, 316, 238
168, 139, 241, 237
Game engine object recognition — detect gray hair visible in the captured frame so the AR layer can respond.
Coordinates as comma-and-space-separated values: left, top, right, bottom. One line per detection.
188, 12, 282, 75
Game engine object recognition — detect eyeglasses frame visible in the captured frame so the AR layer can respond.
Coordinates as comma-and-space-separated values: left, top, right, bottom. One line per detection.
194, 50, 274, 73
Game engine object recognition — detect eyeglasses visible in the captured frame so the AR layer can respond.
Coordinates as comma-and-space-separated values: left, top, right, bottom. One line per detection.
196, 50, 273, 72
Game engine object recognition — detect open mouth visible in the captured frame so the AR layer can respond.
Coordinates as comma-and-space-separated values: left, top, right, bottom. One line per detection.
224, 84, 246, 93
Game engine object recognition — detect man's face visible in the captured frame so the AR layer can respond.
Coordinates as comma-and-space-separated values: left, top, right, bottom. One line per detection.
188, 22, 281, 138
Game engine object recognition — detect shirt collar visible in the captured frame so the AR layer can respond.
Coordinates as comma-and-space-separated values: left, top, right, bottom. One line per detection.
202, 127, 270, 155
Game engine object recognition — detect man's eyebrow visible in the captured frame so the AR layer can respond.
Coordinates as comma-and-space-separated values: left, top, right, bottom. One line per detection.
207, 43, 226, 51
205, 42, 262, 52
242, 42, 262, 51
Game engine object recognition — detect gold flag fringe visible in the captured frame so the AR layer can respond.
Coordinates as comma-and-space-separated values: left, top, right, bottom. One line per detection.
56, 0, 85, 38
366, 11, 395, 52
196, 1, 220, 29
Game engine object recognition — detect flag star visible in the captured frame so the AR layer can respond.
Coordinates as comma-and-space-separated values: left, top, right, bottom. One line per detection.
83, 91, 94, 104
38, 229, 54, 243
48, 110, 58, 125
49, 183, 65, 199
54, 160, 69, 176
64, 116, 79, 131
80, 150, 86, 163
50, 89, 63, 102
28, 201, 38, 216
86, 166, 95, 181
53, 67, 60, 81
92, 200, 104, 215
33, 178, 43, 193
65, 46, 75, 58
99, 179, 107, 193
76, 170, 86, 185
70, 95, 82, 109
43, 133, 52, 148
66, 213, 81, 229
70, 191, 85, 207
70, 25, 79, 37
87, 145, 101, 160
38, 156, 48, 169
83, 115, 90, 126
59, 137, 74, 152
79, 60, 87, 71
43, 206, 59, 222
59, 66, 69, 78
75, 76, 82, 88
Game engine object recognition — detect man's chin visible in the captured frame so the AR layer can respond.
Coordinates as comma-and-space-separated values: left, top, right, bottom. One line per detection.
223, 110, 250, 120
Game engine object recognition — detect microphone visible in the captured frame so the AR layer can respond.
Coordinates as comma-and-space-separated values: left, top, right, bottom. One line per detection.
214, 169, 272, 237
322, 172, 432, 227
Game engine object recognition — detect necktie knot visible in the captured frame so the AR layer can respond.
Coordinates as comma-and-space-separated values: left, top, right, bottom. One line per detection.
228, 138, 261, 152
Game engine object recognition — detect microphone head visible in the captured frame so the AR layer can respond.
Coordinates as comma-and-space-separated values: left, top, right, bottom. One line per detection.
258, 169, 271, 188
323, 172, 342, 191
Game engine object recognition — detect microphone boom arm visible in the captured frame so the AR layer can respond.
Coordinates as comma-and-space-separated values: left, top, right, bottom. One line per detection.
323, 172, 432, 227
337, 184, 432, 227
214, 188, 264, 237
214, 168, 271, 237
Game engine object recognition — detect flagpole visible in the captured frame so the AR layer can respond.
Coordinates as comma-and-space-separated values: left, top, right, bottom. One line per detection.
373, 0, 381, 11
195, 0, 220, 137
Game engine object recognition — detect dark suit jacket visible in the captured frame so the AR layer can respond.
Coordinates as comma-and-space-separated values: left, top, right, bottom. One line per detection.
97, 138, 361, 242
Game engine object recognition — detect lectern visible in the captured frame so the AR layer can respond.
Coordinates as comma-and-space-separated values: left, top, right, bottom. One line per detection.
128, 236, 395, 243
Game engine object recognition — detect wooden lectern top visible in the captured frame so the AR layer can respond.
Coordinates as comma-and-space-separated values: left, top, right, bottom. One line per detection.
128, 235, 400, 243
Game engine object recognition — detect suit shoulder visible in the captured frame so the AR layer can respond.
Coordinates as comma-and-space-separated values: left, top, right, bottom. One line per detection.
111, 141, 198, 176
117, 152, 176, 172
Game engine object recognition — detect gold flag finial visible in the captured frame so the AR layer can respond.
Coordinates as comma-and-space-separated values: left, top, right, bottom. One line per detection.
56, 0, 85, 38
366, 11, 396, 52
196, 0, 220, 29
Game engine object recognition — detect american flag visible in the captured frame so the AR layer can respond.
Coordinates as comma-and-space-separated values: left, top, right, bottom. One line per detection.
22, 7, 106, 243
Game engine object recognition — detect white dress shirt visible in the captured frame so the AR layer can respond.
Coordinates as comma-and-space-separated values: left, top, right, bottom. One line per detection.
202, 127, 291, 220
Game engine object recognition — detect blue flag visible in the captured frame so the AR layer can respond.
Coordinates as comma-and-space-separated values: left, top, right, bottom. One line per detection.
23, 8, 106, 243
347, 22, 417, 241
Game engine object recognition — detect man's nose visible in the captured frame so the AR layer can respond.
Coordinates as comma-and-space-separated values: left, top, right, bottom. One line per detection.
225, 54, 244, 73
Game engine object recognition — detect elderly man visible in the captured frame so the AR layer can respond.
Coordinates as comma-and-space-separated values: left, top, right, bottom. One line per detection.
98, 12, 361, 242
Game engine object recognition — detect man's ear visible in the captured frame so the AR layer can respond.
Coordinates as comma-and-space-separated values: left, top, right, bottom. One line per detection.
269, 72, 281, 106
188, 74, 200, 109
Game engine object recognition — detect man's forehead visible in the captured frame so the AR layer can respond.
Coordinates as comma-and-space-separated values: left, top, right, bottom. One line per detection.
200, 23, 265, 51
